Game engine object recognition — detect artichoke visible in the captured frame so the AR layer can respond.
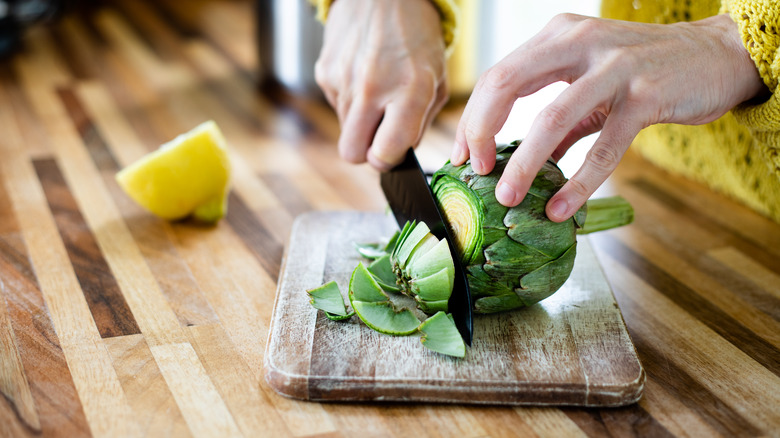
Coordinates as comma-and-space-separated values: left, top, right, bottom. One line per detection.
431, 141, 633, 314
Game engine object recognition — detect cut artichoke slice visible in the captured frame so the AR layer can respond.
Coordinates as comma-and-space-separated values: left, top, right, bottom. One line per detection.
348, 263, 420, 335
354, 242, 390, 260
419, 311, 466, 358
349, 262, 389, 303
307, 240, 467, 357
410, 267, 452, 302
392, 221, 432, 270
367, 254, 402, 293
350, 301, 421, 335
307, 281, 355, 321
390, 221, 456, 314
354, 228, 401, 260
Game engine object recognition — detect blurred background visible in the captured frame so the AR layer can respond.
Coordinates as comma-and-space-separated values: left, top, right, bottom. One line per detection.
1, 0, 602, 172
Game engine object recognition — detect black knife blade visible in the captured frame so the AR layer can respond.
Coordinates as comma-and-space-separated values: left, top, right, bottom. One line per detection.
380, 149, 474, 345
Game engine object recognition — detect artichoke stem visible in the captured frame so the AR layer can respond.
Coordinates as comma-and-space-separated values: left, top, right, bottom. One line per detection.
577, 196, 634, 235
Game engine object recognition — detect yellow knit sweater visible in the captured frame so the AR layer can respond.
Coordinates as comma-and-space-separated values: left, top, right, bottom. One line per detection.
310, 0, 780, 223
601, 0, 780, 223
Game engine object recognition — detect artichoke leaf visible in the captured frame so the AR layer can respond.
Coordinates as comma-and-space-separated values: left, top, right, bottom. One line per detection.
419, 312, 466, 358
482, 236, 550, 279
416, 299, 450, 314
393, 221, 431, 270
410, 267, 453, 302
473, 294, 524, 314
354, 242, 390, 260
516, 242, 577, 306
349, 263, 389, 303
525, 160, 568, 200
368, 254, 402, 293
405, 238, 454, 280
504, 195, 576, 259
349, 263, 421, 335
350, 301, 420, 336
306, 280, 355, 321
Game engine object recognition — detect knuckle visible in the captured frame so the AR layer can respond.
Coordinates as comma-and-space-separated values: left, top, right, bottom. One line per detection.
572, 16, 602, 36
481, 64, 516, 93
407, 74, 437, 106
435, 90, 450, 111
354, 64, 382, 100
358, 79, 382, 102
566, 177, 591, 198
547, 12, 579, 29
463, 124, 489, 145
585, 144, 620, 173
313, 61, 333, 89
601, 46, 640, 77
539, 104, 573, 134
338, 143, 367, 164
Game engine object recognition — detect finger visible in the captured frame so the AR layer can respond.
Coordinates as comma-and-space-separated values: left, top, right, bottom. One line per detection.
420, 77, 449, 136
338, 96, 384, 163
320, 87, 339, 115
335, 87, 356, 125
452, 38, 590, 173
494, 75, 614, 207
314, 61, 339, 110
550, 111, 607, 162
546, 112, 641, 222
368, 80, 438, 171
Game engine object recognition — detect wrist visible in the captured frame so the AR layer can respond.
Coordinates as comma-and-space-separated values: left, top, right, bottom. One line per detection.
694, 14, 768, 104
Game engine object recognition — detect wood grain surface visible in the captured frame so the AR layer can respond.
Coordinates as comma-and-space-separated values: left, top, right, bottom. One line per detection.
0, 0, 779, 437
265, 211, 644, 406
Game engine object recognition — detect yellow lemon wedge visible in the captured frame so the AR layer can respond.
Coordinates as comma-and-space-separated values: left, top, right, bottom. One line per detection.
116, 120, 232, 223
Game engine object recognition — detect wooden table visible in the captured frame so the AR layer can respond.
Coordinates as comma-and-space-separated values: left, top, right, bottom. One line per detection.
1, 1, 778, 437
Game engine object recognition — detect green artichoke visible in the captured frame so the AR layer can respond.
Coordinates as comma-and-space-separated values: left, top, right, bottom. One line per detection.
431, 141, 633, 314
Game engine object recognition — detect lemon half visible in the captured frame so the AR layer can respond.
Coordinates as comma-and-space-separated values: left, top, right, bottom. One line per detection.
116, 120, 232, 223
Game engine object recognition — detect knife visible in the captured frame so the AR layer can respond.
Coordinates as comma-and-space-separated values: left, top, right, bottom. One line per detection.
380, 149, 474, 345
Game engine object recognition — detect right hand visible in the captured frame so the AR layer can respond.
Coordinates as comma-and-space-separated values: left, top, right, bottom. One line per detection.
315, 0, 449, 171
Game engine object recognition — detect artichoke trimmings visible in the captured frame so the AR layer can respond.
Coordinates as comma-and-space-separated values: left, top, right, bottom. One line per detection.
308, 221, 465, 358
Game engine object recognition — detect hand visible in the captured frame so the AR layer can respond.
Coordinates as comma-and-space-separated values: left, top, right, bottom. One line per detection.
451, 13, 765, 221
315, 0, 448, 171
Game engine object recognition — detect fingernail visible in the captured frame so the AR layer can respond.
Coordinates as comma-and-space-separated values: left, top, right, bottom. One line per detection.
450, 142, 465, 164
549, 198, 568, 220
367, 151, 394, 172
471, 157, 484, 174
495, 182, 517, 206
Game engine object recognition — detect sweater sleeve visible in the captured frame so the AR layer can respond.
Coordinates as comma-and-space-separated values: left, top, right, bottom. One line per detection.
721, 0, 780, 177
308, 0, 460, 55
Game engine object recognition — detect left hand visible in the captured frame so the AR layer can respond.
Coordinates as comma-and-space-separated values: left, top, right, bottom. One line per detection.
314, 0, 448, 171
451, 13, 765, 222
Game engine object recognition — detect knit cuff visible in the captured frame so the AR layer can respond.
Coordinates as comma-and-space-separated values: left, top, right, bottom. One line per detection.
722, 0, 780, 91
722, 0, 780, 177
309, 0, 335, 22
309, 0, 460, 55
428, 0, 460, 55
731, 94, 780, 179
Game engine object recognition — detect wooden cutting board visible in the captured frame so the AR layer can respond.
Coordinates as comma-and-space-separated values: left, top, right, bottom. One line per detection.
264, 211, 644, 406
